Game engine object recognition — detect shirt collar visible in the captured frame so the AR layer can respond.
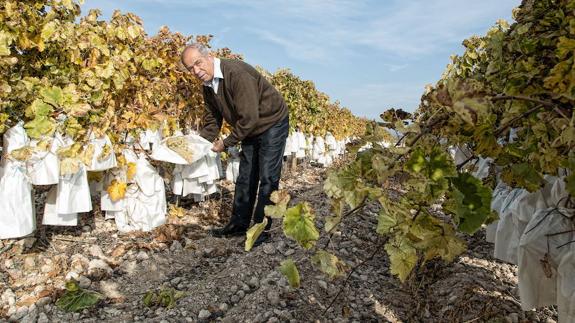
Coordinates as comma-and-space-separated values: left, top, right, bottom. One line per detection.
204, 57, 223, 87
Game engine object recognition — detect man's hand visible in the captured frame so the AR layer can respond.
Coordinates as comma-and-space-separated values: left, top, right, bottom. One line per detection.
211, 139, 225, 153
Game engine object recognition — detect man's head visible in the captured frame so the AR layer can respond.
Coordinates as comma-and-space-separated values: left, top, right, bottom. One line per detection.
181, 43, 214, 83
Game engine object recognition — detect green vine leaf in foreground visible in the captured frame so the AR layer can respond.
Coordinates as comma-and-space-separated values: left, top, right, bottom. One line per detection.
311, 250, 348, 279
384, 236, 418, 283
279, 258, 301, 288
56, 280, 103, 313
283, 202, 320, 249
446, 172, 494, 235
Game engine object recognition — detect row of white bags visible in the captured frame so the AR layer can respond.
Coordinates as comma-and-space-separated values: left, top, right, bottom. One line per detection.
480, 160, 574, 321
0, 124, 177, 239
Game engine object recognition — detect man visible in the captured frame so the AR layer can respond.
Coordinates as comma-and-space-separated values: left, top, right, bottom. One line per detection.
181, 43, 289, 246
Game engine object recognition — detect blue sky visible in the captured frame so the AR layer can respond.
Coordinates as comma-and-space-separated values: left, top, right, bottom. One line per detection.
80, 0, 520, 120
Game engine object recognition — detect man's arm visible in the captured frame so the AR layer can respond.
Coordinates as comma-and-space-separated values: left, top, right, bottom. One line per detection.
199, 93, 223, 142
222, 73, 259, 147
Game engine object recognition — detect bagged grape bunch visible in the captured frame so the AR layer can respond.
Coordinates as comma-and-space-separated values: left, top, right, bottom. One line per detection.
0, 123, 36, 239
112, 151, 167, 232
151, 134, 212, 165
26, 136, 61, 185
85, 133, 117, 171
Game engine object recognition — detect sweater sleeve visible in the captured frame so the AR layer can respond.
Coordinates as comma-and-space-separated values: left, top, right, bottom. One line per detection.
199, 91, 223, 142
222, 72, 260, 147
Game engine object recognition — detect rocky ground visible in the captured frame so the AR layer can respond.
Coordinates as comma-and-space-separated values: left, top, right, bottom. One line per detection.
0, 163, 559, 323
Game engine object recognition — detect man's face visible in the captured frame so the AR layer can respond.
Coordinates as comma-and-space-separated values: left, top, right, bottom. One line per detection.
182, 48, 214, 83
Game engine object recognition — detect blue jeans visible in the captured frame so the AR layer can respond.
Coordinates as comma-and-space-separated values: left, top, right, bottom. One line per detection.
230, 116, 289, 230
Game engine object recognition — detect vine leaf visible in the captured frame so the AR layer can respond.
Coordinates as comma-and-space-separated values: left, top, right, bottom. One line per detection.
264, 190, 291, 219
279, 258, 301, 288
447, 173, 493, 234
282, 202, 319, 249
311, 250, 348, 279
385, 236, 418, 282
245, 217, 268, 252
56, 280, 103, 313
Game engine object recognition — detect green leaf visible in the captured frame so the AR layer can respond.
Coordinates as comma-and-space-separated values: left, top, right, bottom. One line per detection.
245, 218, 268, 252
26, 99, 53, 118
142, 288, 185, 309
0, 30, 14, 56
24, 116, 55, 139
406, 149, 426, 173
311, 250, 347, 279
385, 237, 418, 282
282, 202, 319, 249
40, 86, 64, 107
410, 213, 467, 262
376, 211, 397, 235
448, 173, 493, 234
56, 280, 103, 313
41, 21, 58, 42
324, 199, 344, 233
279, 259, 300, 288
511, 163, 544, 192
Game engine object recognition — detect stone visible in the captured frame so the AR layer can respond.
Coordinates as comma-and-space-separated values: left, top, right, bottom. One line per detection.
78, 275, 91, 289
284, 249, 295, 256
171, 277, 183, 286
136, 251, 149, 261
170, 241, 183, 252
198, 309, 211, 320
219, 303, 229, 312
248, 276, 260, 289
9, 306, 28, 321
88, 245, 107, 259
318, 280, 328, 290
37, 313, 49, 323
23, 256, 36, 270
37, 297, 51, 307
88, 259, 113, 279
263, 243, 275, 255
100, 281, 124, 300
231, 295, 240, 304
267, 290, 280, 306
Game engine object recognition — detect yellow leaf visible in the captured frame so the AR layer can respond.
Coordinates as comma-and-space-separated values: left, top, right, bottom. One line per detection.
81, 144, 95, 167
10, 147, 33, 161
107, 180, 127, 202
127, 162, 137, 181
97, 145, 112, 162
60, 158, 81, 176
245, 218, 268, 252
168, 204, 186, 218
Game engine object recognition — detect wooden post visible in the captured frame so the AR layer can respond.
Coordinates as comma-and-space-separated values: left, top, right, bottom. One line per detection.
290, 152, 297, 172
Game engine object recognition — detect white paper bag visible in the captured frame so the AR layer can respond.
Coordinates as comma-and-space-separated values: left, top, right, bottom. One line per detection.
27, 137, 60, 185
518, 207, 574, 310
86, 135, 117, 171
151, 134, 212, 165
56, 164, 92, 214
43, 186, 78, 226
0, 124, 35, 239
